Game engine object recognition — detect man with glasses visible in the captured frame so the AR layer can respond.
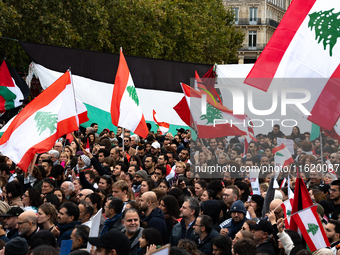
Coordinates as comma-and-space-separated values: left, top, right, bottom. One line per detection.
330, 153, 340, 165
76, 189, 94, 203
1, 207, 24, 240
330, 180, 340, 220
17, 211, 38, 246
193, 215, 219, 255
223, 186, 239, 211
123, 136, 136, 156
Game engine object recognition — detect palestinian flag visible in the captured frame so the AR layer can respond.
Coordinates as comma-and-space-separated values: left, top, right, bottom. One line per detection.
0, 71, 79, 171
291, 205, 330, 252
245, 0, 340, 130
181, 83, 247, 139
111, 49, 148, 138
153, 110, 169, 135
20, 42, 210, 133
0, 60, 30, 112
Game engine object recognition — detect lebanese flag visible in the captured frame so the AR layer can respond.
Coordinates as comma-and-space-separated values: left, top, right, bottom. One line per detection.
272, 144, 294, 169
290, 172, 314, 232
153, 110, 169, 135
181, 83, 247, 139
281, 198, 293, 228
111, 49, 148, 138
0, 60, 30, 112
245, 0, 340, 130
291, 205, 330, 252
0, 71, 79, 171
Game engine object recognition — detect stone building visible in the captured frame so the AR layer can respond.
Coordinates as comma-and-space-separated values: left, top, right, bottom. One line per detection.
224, 0, 291, 64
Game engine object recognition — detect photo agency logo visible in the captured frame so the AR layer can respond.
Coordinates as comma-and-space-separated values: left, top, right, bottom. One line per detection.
200, 85, 312, 128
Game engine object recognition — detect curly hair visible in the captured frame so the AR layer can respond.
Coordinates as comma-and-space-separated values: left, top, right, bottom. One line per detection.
160, 195, 180, 218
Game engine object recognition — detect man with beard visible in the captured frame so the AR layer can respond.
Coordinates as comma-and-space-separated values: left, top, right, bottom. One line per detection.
325, 219, 340, 254
132, 170, 147, 194
124, 136, 136, 156
17, 211, 38, 246
193, 215, 219, 255
144, 156, 156, 175
52, 202, 81, 247
121, 208, 144, 255
220, 200, 246, 239
330, 180, 340, 220
1, 207, 24, 240
139, 191, 167, 243
170, 196, 199, 246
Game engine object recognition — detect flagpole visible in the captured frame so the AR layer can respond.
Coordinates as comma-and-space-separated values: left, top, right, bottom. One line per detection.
320, 127, 324, 166
68, 68, 78, 124
122, 128, 125, 154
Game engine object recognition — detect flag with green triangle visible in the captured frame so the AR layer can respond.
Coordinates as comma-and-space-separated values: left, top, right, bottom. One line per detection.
272, 143, 294, 169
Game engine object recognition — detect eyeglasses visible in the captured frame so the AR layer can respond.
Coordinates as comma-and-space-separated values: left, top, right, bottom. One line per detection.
22, 194, 29, 198
330, 189, 339, 193
124, 140, 129, 142
17, 221, 28, 225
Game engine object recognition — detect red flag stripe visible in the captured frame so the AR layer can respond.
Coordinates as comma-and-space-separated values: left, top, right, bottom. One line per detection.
244, 0, 316, 91
307, 65, 340, 130
111, 50, 129, 127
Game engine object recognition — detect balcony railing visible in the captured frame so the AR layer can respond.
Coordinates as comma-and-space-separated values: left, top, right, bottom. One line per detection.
234, 18, 280, 28
239, 44, 267, 51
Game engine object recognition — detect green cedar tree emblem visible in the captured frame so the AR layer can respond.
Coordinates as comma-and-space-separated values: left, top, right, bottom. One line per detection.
126, 85, 139, 106
306, 223, 319, 236
287, 210, 291, 216
200, 104, 223, 124
276, 152, 284, 157
34, 111, 58, 135
308, 9, 340, 57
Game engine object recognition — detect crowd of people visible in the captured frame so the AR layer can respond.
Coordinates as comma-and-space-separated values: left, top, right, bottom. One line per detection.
0, 122, 339, 255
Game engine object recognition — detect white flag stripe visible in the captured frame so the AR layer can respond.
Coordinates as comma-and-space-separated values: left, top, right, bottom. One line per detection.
117, 74, 143, 130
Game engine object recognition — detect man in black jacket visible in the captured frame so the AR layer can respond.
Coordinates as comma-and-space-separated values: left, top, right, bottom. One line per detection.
100, 197, 124, 236
139, 191, 167, 243
193, 215, 219, 255
249, 219, 276, 255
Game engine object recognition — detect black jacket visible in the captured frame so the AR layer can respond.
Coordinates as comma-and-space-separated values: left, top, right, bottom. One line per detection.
193, 229, 220, 255
141, 207, 168, 244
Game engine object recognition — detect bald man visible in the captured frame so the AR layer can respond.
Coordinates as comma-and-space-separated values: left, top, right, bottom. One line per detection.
139, 191, 168, 243
18, 211, 38, 246
77, 189, 94, 203
269, 199, 284, 224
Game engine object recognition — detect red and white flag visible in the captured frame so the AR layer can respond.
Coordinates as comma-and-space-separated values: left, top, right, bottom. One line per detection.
272, 144, 294, 169
111, 49, 148, 138
291, 205, 330, 252
245, 0, 340, 130
0, 71, 79, 171
181, 83, 247, 139
153, 110, 169, 135
281, 199, 293, 228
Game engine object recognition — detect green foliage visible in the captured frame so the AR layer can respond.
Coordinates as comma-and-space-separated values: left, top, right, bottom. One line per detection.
126, 85, 139, 106
0, 0, 244, 70
200, 103, 223, 124
306, 223, 319, 236
308, 8, 340, 57
34, 111, 58, 135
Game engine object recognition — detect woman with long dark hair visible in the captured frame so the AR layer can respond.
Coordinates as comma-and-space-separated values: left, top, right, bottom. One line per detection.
137, 228, 163, 255
159, 195, 180, 241
22, 188, 42, 213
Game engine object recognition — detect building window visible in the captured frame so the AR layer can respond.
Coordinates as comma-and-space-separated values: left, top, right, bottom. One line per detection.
232, 8, 239, 25
249, 31, 257, 50
249, 8, 258, 24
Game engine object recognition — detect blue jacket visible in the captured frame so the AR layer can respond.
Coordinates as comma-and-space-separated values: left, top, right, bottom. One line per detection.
170, 218, 196, 246
221, 217, 246, 239
141, 207, 167, 244
57, 221, 81, 247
